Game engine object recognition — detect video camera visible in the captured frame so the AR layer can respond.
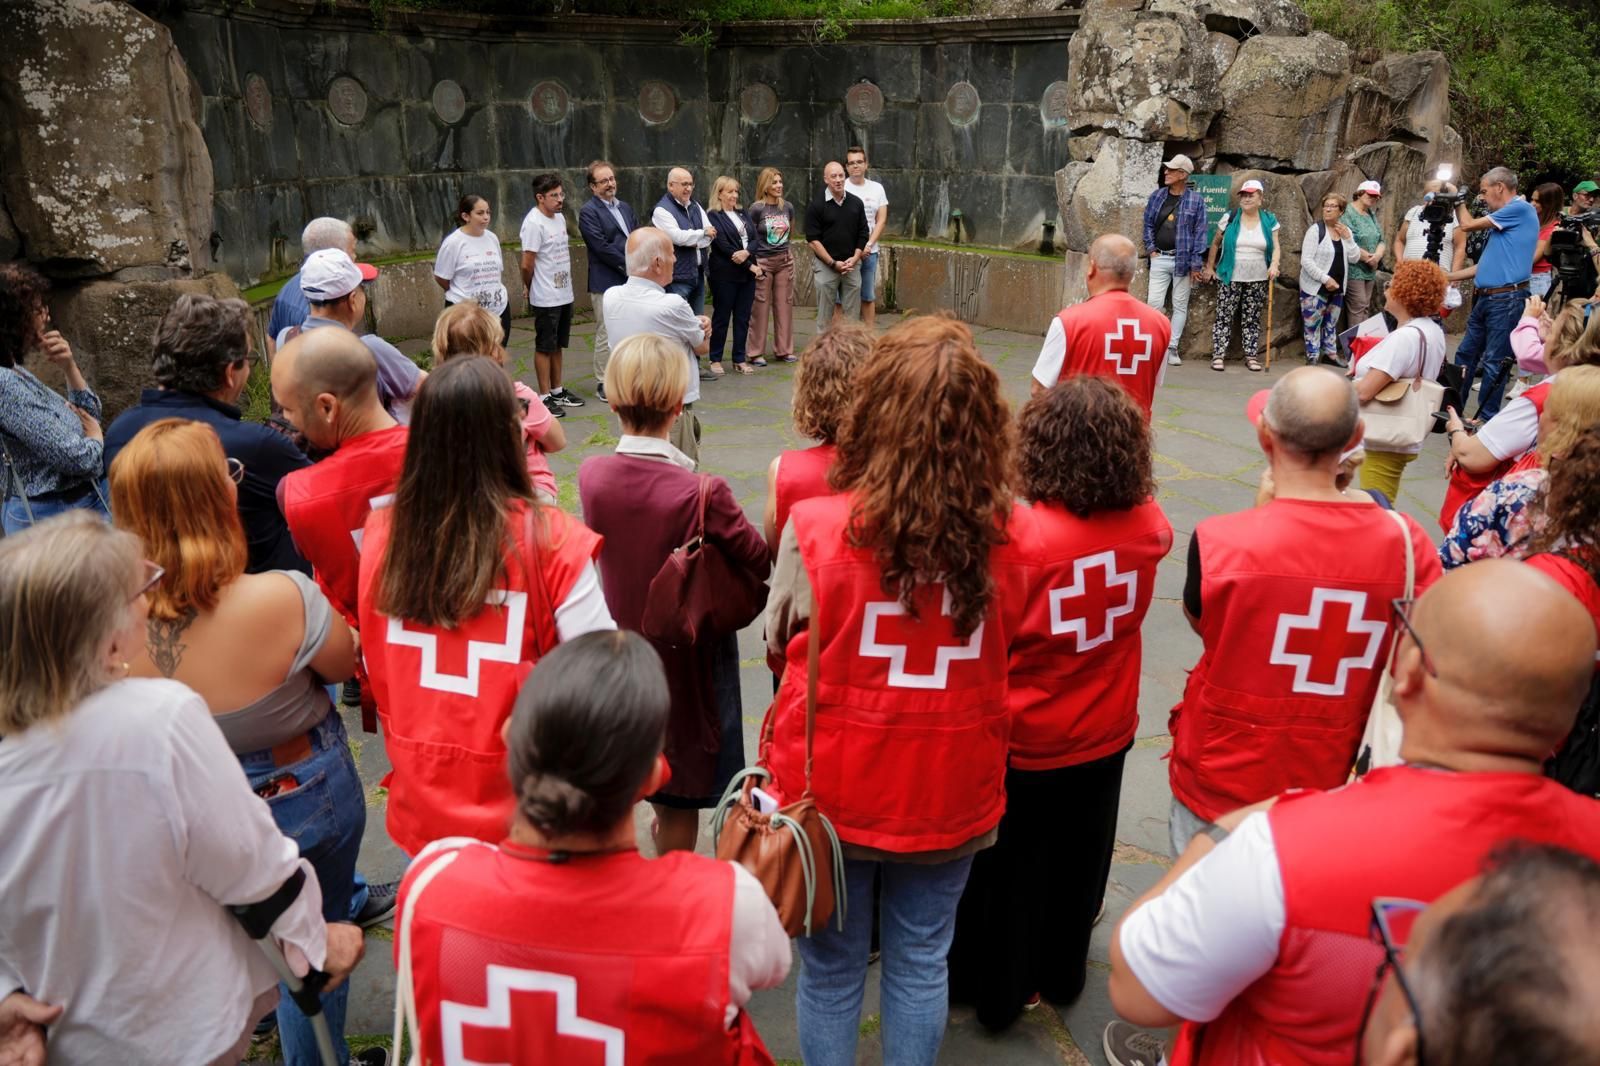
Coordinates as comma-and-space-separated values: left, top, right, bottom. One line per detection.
1547, 208, 1600, 301
1418, 165, 1469, 266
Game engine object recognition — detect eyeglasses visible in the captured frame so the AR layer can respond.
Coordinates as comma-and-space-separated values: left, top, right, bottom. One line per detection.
1389, 598, 1438, 678
227, 457, 245, 484
132, 560, 165, 603
1354, 897, 1429, 1066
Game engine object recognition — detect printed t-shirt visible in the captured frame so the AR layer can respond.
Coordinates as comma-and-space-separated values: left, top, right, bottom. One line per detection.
519, 208, 574, 307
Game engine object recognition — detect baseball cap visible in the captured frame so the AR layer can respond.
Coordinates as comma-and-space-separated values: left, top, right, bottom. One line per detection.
1574, 180, 1599, 195
1356, 180, 1383, 198
1162, 154, 1195, 174
300, 248, 379, 301
1247, 386, 1367, 465
1239, 179, 1265, 194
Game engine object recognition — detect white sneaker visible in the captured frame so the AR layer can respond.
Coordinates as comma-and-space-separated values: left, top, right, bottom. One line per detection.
1166, 351, 1182, 366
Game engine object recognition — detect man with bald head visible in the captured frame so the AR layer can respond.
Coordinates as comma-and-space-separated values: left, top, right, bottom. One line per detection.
805, 160, 869, 331
1031, 232, 1173, 417
1106, 559, 1600, 1066
651, 167, 715, 322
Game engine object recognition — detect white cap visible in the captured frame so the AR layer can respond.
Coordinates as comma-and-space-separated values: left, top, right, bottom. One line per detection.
1356, 180, 1383, 198
1162, 154, 1195, 174
300, 248, 379, 301
1240, 179, 1265, 193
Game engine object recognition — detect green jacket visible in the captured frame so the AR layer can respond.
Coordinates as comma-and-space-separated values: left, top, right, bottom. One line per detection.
1215, 208, 1278, 286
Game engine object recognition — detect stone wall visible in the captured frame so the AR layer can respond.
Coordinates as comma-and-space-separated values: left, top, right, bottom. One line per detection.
154, 0, 1079, 286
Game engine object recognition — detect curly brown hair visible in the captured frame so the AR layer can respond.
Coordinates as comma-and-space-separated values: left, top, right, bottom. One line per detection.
1532, 424, 1600, 580
0, 262, 50, 370
1388, 259, 1449, 319
792, 324, 873, 442
1019, 377, 1154, 515
830, 313, 1014, 637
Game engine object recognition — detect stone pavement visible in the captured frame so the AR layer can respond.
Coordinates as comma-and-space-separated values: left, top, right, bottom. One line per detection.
272, 308, 1456, 1066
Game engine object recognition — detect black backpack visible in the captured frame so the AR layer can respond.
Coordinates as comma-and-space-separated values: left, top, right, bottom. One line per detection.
1545, 553, 1600, 799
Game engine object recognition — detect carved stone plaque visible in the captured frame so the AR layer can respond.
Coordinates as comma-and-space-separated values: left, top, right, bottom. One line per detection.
327, 76, 367, 126
431, 79, 466, 125
530, 81, 569, 124
1041, 80, 1072, 129
945, 81, 980, 127
639, 80, 677, 125
740, 82, 778, 124
244, 73, 272, 131
845, 81, 884, 125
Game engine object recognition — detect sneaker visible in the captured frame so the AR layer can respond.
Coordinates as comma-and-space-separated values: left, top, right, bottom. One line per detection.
253, 1011, 278, 1038
1094, 897, 1107, 926
595, 381, 606, 401
1166, 351, 1181, 366
354, 1048, 391, 1066
341, 678, 360, 707
1104, 1021, 1166, 1066
1022, 992, 1042, 1011
550, 387, 585, 407
542, 395, 566, 419
354, 880, 399, 928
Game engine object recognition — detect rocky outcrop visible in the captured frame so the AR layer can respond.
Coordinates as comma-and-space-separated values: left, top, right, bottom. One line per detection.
1212, 33, 1353, 172
1065, 11, 1225, 141
1062, 137, 1166, 253
1147, 0, 1310, 37
1342, 51, 1451, 158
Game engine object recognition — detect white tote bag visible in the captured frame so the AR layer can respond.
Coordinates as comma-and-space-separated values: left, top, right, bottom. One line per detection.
1354, 509, 1416, 776
1358, 324, 1446, 453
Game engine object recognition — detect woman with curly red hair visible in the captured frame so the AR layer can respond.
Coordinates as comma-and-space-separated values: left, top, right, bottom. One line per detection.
763, 313, 1031, 1065
949, 376, 1173, 1032
1350, 258, 1450, 500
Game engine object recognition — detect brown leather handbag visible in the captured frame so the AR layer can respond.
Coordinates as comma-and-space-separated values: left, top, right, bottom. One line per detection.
641, 474, 769, 648
710, 621, 846, 938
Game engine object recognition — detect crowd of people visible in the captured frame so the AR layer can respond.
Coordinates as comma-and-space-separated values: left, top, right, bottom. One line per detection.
1, 152, 1599, 1066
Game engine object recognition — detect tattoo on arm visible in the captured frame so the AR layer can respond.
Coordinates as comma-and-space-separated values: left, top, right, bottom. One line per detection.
147, 609, 197, 678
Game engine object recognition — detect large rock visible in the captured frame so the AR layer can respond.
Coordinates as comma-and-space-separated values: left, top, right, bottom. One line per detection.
1297, 158, 1367, 216
0, 0, 213, 277
1350, 141, 1431, 260
44, 273, 240, 419
1065, 11, 1225, 141
1059, 137, 1166, 254
1212, 32, 1352, 171
1148, 0, 1311, 37
1342, 51, 1450, 158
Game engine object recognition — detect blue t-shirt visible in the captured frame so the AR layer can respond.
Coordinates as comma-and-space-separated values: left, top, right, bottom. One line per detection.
267, 272, 308, 341
1476, 198, 1539, 288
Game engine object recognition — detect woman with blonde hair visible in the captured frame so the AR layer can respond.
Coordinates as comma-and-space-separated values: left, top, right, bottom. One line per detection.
707, 174, 764, 375
0, 510, 362, 1064
109, 417, 372, 1066
430, 300, 565, 503
747, 166, 797, 364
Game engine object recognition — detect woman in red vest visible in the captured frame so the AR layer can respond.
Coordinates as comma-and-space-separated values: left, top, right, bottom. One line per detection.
393, 630, 790, 1065
357, 357, 614, 857
949, 377, 1173, 1032
761, 323, 873, 549
764, 313, 1030, 1065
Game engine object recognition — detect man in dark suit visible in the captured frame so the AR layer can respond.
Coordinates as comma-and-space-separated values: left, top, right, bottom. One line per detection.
578, 159, 636, 398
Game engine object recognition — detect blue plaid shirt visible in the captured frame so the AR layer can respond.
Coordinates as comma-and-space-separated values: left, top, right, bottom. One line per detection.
1142, 186, 1209, 275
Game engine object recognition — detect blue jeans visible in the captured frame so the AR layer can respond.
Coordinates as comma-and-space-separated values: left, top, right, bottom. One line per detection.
667, 275, 706, 315
239, 710, 366, 1066
708, 276, 755, 364
1452, 287, 1529, 422
1, 479, 108, 535
797, 855, 974, 1066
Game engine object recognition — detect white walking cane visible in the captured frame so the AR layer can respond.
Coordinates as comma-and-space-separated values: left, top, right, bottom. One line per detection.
230, 868, 340, 1066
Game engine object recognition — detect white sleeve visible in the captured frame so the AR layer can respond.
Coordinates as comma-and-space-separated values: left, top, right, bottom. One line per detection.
724, 863, 792, 1027
652, 204, 701, 247
518, 212, 538, 252
553, 562, 616, 642
1117, 812, 1286, 1022
1474, 396, 1540, 462
434, 232, 459, 281
1031, 316, 1067, 388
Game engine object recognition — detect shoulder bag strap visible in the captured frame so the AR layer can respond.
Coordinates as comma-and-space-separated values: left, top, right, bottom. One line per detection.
521, 504, 555, 656
1386, 508, 1416, 600
694, 474, 712, 545
391, 847, 465, 1065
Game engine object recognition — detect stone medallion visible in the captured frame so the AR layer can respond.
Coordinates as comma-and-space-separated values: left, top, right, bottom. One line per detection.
740, 82, 778, 124
529, 81, 569, 124
327, 76, 368, 126
431, 79, 466, 125
243, 73, 272, 131
845, 81, 884, 125
945, 81, 980, 127
1041, 80, 1072, 129
638, 80, 677, 125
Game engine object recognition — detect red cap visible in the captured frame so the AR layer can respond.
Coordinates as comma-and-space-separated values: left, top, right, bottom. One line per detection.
356, 261, 379, 282
1246, 388, 1271, 427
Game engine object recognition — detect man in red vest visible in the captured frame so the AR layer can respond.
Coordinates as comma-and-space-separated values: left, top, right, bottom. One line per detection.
1103, 559, 1600, 1066
1030, 233, 1172, 417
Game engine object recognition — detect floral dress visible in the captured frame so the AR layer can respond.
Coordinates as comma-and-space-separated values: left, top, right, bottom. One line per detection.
1438, 467, 1547, 570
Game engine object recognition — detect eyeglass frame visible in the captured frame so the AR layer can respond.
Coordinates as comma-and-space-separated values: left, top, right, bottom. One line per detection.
132, 560, 165, 603
1389, 598, 1439, 678
227, 456, 245, 484
1353, 896, 1429, 1066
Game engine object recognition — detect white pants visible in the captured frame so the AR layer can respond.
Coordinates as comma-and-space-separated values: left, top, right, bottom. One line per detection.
1148, 254, 1191, 355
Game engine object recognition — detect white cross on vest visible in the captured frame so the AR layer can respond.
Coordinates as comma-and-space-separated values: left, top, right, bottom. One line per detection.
859, 589, 985, 690
440, 963, 625, 1066
386, 590, 526, 697
1268, 588, 1387, 696
349, 493, 396, 551
1104, 319, 1153, 376
1048, 550, 1138, 652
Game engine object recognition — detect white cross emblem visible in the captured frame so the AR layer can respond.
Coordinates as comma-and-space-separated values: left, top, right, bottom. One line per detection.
386, 590, 526, 696
1268, 588, 1387, 696
440, 963, 624, 1066
1049, 550, 1138, 652
860, 589, 985, 690
1104, 319, 1153, 376
349, 493, 396, 551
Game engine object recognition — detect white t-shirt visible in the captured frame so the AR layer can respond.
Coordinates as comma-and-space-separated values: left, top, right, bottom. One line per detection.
434, 228, 508, 316
519, 208, 574, 307
1118, 812, 1287, 1022
1354, 318, 1448, 455
1475, 375, 1553, 462
845, 178, 889, 253
1231, 219, 1270, 283
1401, 205, 1458, 271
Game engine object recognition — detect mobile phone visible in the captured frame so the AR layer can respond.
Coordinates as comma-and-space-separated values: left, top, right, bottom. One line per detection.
751, 786, 780, 814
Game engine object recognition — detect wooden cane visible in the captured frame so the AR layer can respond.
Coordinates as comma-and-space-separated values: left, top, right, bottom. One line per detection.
1264, 279, 1275, 372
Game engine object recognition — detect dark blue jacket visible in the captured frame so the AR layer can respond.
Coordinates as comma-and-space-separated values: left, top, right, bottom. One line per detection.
104, 389, 311, 575
707, 209, 761, 285
578, 197, 636, 293
655, 194, 709, 284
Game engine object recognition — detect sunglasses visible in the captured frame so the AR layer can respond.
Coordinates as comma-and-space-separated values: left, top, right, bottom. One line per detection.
132, 560, 165, 603
1354, 897, 1428, 1065
1389, 598, 1438, 678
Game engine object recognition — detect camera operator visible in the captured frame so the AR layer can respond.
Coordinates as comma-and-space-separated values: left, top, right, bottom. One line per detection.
1571, 180, 1599, 215
1446, 167, 1540, 423
1395, 179, 1467, 275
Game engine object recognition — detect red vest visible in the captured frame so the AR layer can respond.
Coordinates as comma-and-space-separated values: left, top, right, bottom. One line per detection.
1526, 552, 1600, 670
1052, 290, 1173, 417
772, 444, 836, 544
279, 425, 409, 624
1438, 381, 1550, 531
399, 841, 771, 1066
1170, 500, 1442, 821
358, 503, 602, 855
763, 493, 1031, 853
1173, 766, 1600, 1066
1008, 499, 1173, 770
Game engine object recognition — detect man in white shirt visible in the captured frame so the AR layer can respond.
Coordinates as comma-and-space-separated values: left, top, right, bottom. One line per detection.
604, 228, 712, 462
843, 145, 889, 327
520, 172, 584, 419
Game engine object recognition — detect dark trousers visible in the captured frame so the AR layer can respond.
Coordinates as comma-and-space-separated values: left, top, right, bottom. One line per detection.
667, 275, 706, 315
1451, 287, 1528, 421
709, 276, 756, 364
948, 746, 1129, 1031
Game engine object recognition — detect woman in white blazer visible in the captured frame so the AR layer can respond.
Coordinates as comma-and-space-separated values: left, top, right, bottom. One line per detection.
1299, 192, 1361, 366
